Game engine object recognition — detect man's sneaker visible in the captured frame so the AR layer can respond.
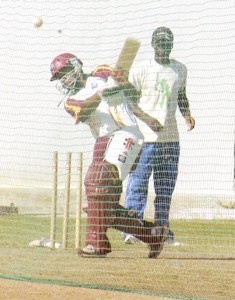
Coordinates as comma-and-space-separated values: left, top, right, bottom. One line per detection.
164, 229, 174, 244
165, 231, 184, 246
165, 236, 175, 244
124, 234, 142, 244
77, 244, 110, 258
165, 237, 183, 246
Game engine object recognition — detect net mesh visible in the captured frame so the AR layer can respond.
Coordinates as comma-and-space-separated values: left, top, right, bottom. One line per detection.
0, 0, 234, 299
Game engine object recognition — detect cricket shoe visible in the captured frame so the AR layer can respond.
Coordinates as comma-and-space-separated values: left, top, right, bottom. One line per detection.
78, 245, 111, 258
124, 234, 143, 245
148, 226, 169, 259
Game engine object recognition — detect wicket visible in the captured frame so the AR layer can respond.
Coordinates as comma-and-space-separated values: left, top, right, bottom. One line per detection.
50, 151, 83, 250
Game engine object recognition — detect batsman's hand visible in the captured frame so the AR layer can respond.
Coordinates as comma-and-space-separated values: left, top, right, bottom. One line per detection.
111, 69, 129, 84
101, 70, 131, 96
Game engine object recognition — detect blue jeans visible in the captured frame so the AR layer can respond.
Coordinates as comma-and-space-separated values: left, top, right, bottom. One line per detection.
124, 142, 180, 233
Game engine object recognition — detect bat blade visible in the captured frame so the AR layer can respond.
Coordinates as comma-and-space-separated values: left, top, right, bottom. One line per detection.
114, 37, 141, 74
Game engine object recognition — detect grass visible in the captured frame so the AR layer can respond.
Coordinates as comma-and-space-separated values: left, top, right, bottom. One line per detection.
0, 215, 234, 300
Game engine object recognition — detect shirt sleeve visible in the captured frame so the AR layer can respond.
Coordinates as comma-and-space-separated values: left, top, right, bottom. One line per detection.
64, 98, 84, 124
64, 77, 107, 124
179, 63, 188, 91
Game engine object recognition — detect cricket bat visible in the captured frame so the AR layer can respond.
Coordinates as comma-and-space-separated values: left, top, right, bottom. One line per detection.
114, 37, 141, 75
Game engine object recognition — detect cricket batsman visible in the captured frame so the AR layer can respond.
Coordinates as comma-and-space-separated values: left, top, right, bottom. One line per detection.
50, 53, 167, 258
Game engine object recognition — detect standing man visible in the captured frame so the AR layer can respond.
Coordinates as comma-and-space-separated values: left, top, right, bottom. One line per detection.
124, 27, 195, 244
50, 53, 165, 258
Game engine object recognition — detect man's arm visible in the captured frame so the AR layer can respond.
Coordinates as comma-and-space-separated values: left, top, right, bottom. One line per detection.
64, 92, 102, 123
125, 83, 163, 133
178, 87, 195, 131
64, 80, 133, 124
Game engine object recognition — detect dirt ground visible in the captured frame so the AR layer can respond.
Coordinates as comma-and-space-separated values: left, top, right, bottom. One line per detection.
0, 279, 177, 300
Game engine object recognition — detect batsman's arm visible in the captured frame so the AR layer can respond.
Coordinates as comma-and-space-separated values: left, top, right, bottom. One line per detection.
64, 92, 102, 123
64, 81, 126, 123
64, 71, 129, 123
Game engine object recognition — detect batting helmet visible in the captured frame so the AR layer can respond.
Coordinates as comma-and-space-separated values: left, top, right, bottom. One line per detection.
50, 53, 83, 81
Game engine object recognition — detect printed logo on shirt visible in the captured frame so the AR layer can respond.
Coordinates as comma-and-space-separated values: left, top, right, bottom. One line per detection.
155, 78, 171, 108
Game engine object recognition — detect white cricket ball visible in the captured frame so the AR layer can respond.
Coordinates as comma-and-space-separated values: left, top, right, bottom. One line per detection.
34, 17, 43, 28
